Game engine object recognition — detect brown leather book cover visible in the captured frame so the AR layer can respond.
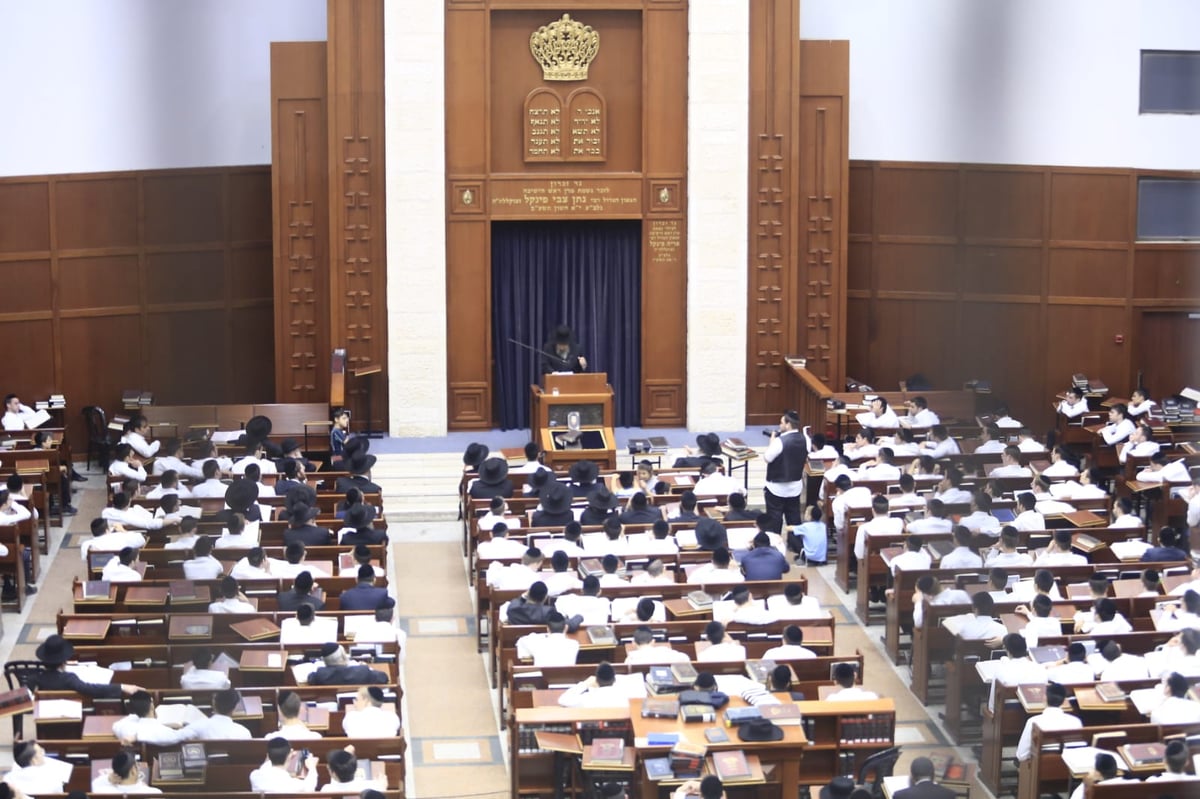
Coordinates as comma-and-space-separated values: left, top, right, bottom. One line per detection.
230, 618, 281, 641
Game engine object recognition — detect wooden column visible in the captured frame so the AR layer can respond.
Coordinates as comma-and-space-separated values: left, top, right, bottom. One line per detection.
327, 0, 388, 430
270, 42, 329, 403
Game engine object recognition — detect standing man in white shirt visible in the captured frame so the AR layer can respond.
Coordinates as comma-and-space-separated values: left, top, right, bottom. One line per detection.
761, 410, 807, 534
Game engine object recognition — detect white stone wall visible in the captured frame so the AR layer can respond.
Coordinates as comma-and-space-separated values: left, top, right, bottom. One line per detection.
384, 0, 448, 436
687, 0, 749, 431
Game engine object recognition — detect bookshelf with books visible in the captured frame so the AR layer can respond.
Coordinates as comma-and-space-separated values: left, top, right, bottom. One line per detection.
512, 706, 629, 798
793, 700, 897, 784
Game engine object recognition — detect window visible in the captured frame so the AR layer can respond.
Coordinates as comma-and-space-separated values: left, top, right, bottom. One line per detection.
1137, 178, 1200, 241
1140, 50, 1200, 114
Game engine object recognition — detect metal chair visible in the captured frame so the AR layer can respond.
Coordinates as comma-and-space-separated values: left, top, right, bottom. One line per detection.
858, 746, 902, 799
3, 660, 43, 738
82, 405, 115, 470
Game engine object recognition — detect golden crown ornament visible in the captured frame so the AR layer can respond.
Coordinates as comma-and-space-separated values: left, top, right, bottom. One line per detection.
529, 14, 600, 82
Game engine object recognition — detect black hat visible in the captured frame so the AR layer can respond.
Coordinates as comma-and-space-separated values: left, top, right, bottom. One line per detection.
344, 435, 370, 459
224, 478, 258, 512
319, 642, 340, 658
820, 777, 856, 799
570, 460, 599, 485
288, 501, 319, 523
366, 686, 385, 702
344, 503, 377, 530
463, 443, 489, 468
587, 485, 619, 511
540, 483, 573, 515
245, 415, 273, 440
696, 433, 721, 457
285, 484, 318, 507
599, 783, 625, 799
478, 457, 510, 486
36, 634, 75, 665
529, 469, 550, 490
347, 451, 378, 475
279, 438, 301, 455
694, 672, 717, 690
738, 718, 784, 742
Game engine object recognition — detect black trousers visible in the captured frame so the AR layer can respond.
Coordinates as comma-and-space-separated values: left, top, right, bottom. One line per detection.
763, 486, 802, 535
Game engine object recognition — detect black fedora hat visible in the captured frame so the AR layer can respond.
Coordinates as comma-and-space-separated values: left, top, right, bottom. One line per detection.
820, 777, 856, 799
288, 501, 319, 523
36, 634, 75, 665
478, 457, 510, 485
343, 435, 370, 459
344, 503, 377, 530
225, 478, 259, 512
587, 485, 619, 511
245, 415, 273, 440
463, 443, 489, 469
279, 438, 301, 456
737, 718, 784, 742
284, 484, 318, 508
696, 433, 721, 457
347, 451, 378, 475
540, 483, 573, 515
569, 460, 598, 485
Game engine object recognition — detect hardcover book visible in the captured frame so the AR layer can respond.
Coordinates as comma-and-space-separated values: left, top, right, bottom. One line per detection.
711, 750, 752, 781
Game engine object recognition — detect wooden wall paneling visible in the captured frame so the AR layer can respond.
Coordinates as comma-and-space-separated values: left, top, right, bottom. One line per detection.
58, 255, 139, 310
0, 320, 55, 400
327, 0, 388, 432
745, 0, 801, 424
1047, 248, 1129, 299
844, 296, 872, 389
0, 182, 50, 254
271, 41, 330, 404
145, 310, 228, 404
1135, 310, 1200, 398
797, 39, 849, 398
1043, 305, 1129, 401
1048, 171, 1131, 244
446, 220, 491, 428
874, 243, 957, 294
1133, 246, 1200, 300
957, 301, 1043, 428
961, 167, 1044, 243
444, 8, 488, 176
59, 314, 144, 426
642, 6, 686, 174
960, 245, 1043, 298
853, 299, 959, 394
229, 306, 277, 405
873, 164, 958, 238
0, 259, 52, 314
53, 177, 139, 250
141, 173, 226, 246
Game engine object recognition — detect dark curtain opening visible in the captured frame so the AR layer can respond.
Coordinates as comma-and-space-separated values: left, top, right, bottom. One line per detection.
491, 220, 642, 430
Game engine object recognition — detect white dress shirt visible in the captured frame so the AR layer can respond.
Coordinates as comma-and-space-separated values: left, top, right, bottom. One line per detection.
101, 505, 167, 530
153, 454, 206, 480
1017, 439, 1046, 453
191, 479, 229, 498
342, 705, 401, 738
123, 431, 160, 459
187, 713, 252, 740
832, 486, 872, 532
112, 713, 195, 744
516, 632, 581, 666
554, 594, 611, 626
280, 617, 339, 645
273, 722, 324, 741
232, 456, 277, 475
974, 440, 1006, 454
985, 549, 1033, 568
856, 409, 899, 428
183, 555, 225, 581
249, 762, 319, 793
854, 516, 904, 559
762, 643, 817, 660
145, 483, 193, 499
1136, 460, 1191, 483
826, 686, 879, 701
1098, 653, 1148, 681
1100, 418, 1134, 444
624, 646, 690, 665
697, 642, 748, 662
1015, 707, 1081, 761
686, 565, 745, 586
1045, 660, 1096, 684
1058, 399, 1089, 418
108, 460, 148, 482
81, 530, 147, 559
913, 589, 971, 629
209, 597, 256, 614
960, 512, 1001, 535
905, 408, 940, 428
180, 667, 231, 690
1150, 696, 1200, 724
1034, 551, 1087, 567
3, 757, 74, 796
889, 549, 933, 576
229, 558, 271, 580
1, 405, 36, 431
1013, 510, 1046, 532
91, 773, 162, 794
1119, 440, 1160, 464
1040, 460, 1079, 477
922, 438, 962, 458
766, 594, 826, 618
940, 547, 983, 569
101, 559, 143, 582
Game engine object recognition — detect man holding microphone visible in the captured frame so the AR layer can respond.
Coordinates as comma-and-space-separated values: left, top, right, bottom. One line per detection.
762, 410, 807, 534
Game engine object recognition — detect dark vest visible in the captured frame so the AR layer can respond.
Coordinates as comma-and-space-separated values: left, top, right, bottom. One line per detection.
765, 432, 806, 483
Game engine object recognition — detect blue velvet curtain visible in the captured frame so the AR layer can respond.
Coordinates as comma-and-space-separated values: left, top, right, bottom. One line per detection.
491, 220, 642, 430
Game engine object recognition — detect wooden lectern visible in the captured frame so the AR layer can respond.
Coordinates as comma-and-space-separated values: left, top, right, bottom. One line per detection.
530, 373, 617, 471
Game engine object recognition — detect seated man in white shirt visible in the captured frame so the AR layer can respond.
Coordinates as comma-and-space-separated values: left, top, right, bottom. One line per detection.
121, 415, 161, 459
1015, 681, 1081, 762
763, 624, 818, 660
883, 428, 922, 458
281, 603, 339, 645
984, 525, 1034, 567
242, 462, 274, 499
912, 575, 971, 629
1012, 492, 1045, 532
940, 525, 984, 569
1117, 422, 1159, 464
687, 547, 744, 586
1012, 568, 1063, 604
485, 547, 544, 591
145, 469, 192, 499
960, 492, 1002, 535
1099, 403, 1134, 445
1046, 642, 1097, 684
1077, 597, 1132, 635
630, 557, 675, 586
272, 541, 331, 580
613, 596, 666, 624
1108, 497, 1144, 529
844, 429, 880, 462
1067, 754, 1135, 799
476, 522, 529, 560
558, 662, 642, 708
855, 396, 899, 429
953, 592, 1007, 646
1057, 386, 1089, 418
273, 690, 323, 740
6, 738, 75, 796
82, 516, 147, 560
857, 448, 902, 481
232, 441, 278, 476
555, 575, 611, 625
932, 468, 973, 505
209, 575, 257, 613
906, 498, 954, 537
1149, 739, 1198, 782
188, 688, 253, 740
321, 747, 387, 795
1, 394, 39, 431
826, 662, 878, 701
986, 633, 1048, 709
183, 535, 225, 581
102, 491, 179, 530
229, 547, 272, 580
1034, 529, 1087, 567
152, 439, 206, 481
697, 621, 748, 662
1149, 671, 1200, 724
516, 610, 582, 666
920, 425, 961, 459
1015, 593, 1064, 647
597, 553, 630, 588
766, 582, 825, 618
342, 685, 401, 739
249, 736, 319, 793
901, 396, 939, 428
853, 494, 904, 562
988, 446, 1032, 478
180, 646, 232, 690
1094, 641, 1149, 681
1135, 451, 1191, 484
1016, 429, 1046, 454
974, 424, 1007, 455
830, 475, 872, 538
91, 749, 163, 795
191, 459, 229, 498
541, 550, 583, 596
108, 444, 148, 483
887, 535, 932, 577
1039, 445, 1080, 478
476, 495, 516, 533
692, 460, 746, 496
624, 625, 691, 665
101, 546, 144, 582
112, 690, 196, 744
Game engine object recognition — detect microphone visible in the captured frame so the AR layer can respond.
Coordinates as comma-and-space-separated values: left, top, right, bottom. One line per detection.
761, 430, 775, 438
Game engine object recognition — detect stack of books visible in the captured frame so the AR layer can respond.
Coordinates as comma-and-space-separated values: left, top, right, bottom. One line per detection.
645, 663, 697, 695
668, 741, 705, 778
721, 438, 755, 460
121, 390, 153, 410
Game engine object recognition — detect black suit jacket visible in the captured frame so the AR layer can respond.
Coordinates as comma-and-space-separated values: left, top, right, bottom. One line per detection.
894, 782, 957, 799
274, 478, 306, 497
620, 508, 663, 525
339, 584, 390, 611
341, 528, 388, 547
469, 480, 514, 500
277, 591, 325, 613
541, 340, 585, 374
335, 475, 383, 495
283, 525, 334, 547
307, 664, 388, 686
531, 510, 574, 528
36, 669, 122, 699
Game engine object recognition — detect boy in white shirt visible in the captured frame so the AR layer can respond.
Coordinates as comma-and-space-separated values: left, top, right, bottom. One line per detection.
1099, 403, 1134, 445
121, 415, 161, 459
